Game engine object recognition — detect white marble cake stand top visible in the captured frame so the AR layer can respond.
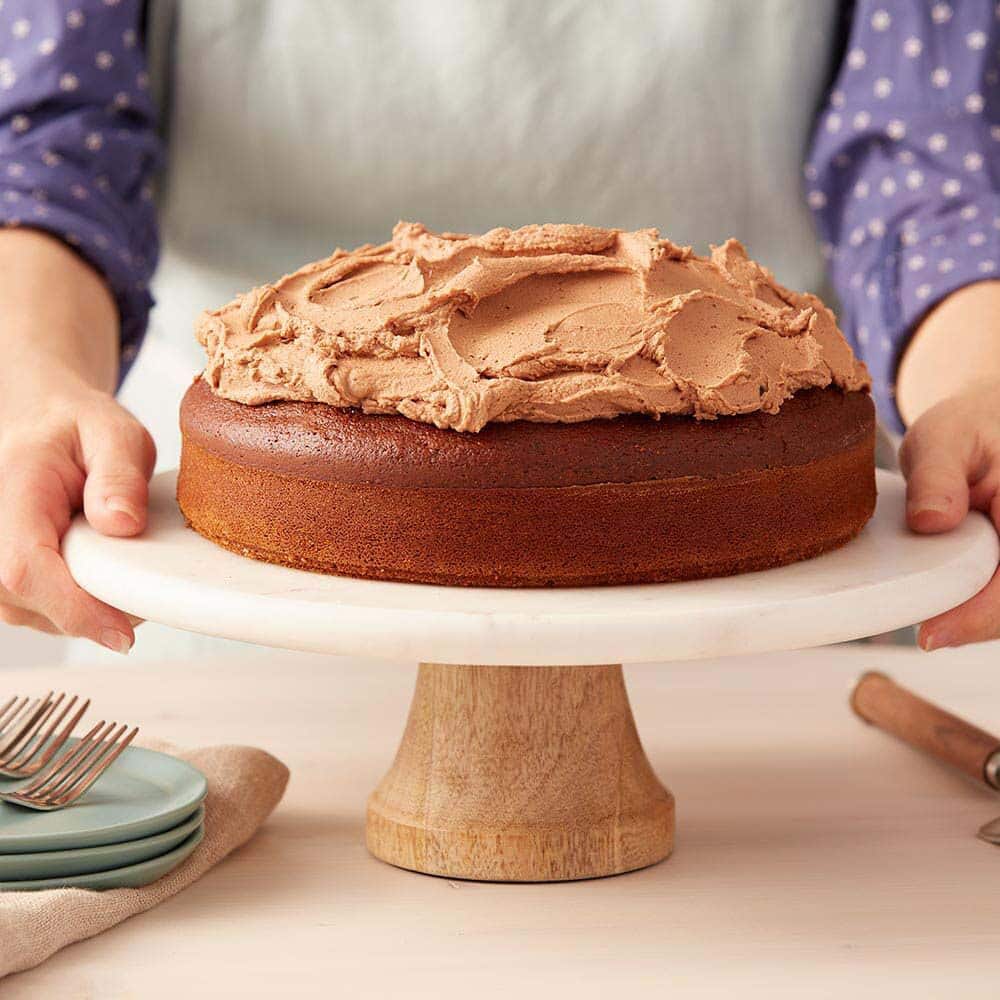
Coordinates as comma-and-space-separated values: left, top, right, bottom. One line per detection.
62, 470, 998, 665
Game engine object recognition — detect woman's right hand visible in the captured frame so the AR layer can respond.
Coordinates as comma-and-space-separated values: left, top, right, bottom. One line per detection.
0, 363, 154, 652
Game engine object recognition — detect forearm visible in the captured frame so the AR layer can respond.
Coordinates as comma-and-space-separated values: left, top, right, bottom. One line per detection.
896, 283, 1000, 649
896, 282, 1000, 427
0, 224, 151, 651
0, 229, 120, 396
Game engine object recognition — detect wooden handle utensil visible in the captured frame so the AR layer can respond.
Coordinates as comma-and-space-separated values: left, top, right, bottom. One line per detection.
850, 671, 1000, 790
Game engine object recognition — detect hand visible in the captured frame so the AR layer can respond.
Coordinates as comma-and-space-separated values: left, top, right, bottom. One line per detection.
899, 380, 1000, 650
0, 364, 154, 652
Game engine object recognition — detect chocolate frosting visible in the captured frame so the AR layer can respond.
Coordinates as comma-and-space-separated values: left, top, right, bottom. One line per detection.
197, 222, 870, 433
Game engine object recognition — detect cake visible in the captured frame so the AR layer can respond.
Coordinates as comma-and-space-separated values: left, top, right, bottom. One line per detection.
178, 222, 875, 587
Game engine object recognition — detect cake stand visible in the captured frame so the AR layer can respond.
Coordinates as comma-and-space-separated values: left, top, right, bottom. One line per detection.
63, 470, 998, 882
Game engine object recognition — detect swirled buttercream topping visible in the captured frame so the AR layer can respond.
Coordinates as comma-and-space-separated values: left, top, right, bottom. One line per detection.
197, 222, 870, 432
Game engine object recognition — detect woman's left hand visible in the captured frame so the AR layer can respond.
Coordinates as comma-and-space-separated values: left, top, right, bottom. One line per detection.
900, 380, 1000, 649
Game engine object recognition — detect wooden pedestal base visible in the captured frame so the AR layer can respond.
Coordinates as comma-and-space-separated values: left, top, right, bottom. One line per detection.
366, 663, 674, 881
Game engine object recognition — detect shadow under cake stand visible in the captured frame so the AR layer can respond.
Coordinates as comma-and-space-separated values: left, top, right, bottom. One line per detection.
63, 470, 998, 882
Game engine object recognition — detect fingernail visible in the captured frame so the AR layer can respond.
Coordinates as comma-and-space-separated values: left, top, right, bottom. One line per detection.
98, 628, 132, 655
106, 497, 141, 528
908, 498, 951, 517
920, 630, 949, 652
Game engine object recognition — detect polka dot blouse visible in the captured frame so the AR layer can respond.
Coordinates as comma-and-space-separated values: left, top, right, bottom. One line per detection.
808, 2, 1000, 430
0, 0, 160, 380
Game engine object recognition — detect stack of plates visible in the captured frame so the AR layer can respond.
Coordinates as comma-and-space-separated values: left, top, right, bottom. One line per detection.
0, 745, 207, 891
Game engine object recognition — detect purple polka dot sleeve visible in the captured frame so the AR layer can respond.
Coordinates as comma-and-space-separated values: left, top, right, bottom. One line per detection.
808, 1, 1000, 432
0, 0, 162, 378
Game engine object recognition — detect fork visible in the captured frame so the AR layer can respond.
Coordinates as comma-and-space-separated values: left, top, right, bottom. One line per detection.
0, 720, 139, 811
0, 692, 90, 778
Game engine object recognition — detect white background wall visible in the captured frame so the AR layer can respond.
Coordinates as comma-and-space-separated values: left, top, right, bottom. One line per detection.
0, 625, 69, 669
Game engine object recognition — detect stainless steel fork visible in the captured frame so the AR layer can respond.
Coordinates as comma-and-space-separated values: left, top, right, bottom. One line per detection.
0, 720, 139, 811
0, 693, 90, 778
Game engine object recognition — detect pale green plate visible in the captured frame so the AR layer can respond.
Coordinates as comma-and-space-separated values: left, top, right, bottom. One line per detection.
0, 744, 207, 853
0, 805, 204, 880
0, 826, 204, 891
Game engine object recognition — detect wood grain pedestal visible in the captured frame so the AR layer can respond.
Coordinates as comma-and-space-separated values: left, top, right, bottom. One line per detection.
366, 663, 675, 881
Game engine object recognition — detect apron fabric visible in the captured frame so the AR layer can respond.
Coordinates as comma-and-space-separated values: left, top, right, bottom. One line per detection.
102, 0, 844, 663
127, 0, 841, 464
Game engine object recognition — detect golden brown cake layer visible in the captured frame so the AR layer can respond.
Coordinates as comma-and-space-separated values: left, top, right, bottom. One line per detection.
177, 382, 877, 587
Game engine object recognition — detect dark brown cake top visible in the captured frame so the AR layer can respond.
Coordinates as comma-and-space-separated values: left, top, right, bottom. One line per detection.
181, 379, 874, 490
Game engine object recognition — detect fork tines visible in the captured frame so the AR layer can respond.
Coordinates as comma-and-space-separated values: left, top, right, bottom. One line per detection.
0, 692, 91, 778
0, 692, 50, 753
3, 720, 139, 811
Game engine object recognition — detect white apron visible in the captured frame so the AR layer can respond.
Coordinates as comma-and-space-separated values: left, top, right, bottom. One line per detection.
104, 0, 843, 662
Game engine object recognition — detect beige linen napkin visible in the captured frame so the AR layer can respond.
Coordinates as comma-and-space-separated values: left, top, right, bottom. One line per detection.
0, 742, 289, 979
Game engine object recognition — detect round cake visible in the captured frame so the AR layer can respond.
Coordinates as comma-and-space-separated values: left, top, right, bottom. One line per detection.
178, 222, 875, 587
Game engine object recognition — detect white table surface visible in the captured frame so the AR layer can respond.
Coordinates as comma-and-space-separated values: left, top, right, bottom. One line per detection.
5, 641, 1000, 997
63, 470, 998, 663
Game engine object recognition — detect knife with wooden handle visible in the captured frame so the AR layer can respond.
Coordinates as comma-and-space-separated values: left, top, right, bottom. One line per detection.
850, 671, 1000, 844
